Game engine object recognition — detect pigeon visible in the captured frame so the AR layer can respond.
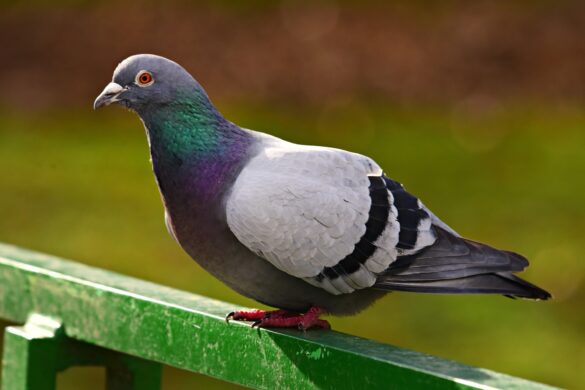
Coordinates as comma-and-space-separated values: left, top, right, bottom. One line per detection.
94, 54, 551, 330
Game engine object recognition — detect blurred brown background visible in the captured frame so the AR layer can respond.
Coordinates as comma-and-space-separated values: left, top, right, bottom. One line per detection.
0, 1, 584, 389
2, 1, 585, 108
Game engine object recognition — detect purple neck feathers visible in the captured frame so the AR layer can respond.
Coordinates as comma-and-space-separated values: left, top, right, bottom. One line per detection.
141, 106, 256, 217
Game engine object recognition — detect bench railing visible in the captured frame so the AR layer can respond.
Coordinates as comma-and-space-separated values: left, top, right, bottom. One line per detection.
0, 243, 556, 389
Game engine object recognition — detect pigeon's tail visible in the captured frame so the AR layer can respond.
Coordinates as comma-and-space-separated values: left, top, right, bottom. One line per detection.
373, 227, 552, 300
374, 272, 551, 300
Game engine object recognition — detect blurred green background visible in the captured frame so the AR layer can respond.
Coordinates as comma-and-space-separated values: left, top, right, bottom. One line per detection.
1, 1, 584, 389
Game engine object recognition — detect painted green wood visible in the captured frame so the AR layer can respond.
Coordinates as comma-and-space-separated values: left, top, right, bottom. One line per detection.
2, 315, 61, 390
0, 243, 557, 390
1, 313, 162, 390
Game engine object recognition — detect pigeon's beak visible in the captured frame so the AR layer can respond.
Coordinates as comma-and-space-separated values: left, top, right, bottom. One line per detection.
93, 82, 126, 110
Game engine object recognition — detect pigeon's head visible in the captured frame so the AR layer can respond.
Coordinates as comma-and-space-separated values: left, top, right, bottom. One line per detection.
94, 54, 210, 115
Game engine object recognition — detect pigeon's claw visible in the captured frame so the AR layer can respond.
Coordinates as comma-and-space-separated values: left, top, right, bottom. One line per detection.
228, 306, 330, 331
227, 309, 273, 322
251, 319, 263, 328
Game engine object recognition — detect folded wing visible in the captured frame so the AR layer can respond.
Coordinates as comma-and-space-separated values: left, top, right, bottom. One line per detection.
226, 142, 404, 294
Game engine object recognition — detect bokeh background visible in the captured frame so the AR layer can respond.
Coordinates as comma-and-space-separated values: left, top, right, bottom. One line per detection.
1, 1, 584, 388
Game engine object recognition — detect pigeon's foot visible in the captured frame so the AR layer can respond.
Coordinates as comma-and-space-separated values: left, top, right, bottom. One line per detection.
226, 309, 289, 322
226, 306, 330, 330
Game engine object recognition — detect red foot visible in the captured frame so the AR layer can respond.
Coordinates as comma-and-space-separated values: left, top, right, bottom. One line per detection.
226, 309, 289, 321
226, 306, 330, 330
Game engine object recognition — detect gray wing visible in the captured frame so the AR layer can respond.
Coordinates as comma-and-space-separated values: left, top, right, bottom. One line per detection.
226, 143, 389, 295
225, 141, 439, 295
226, 137, 550, 300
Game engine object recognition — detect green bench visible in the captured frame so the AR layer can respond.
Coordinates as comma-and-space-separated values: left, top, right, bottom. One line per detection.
0, 243, 556, 389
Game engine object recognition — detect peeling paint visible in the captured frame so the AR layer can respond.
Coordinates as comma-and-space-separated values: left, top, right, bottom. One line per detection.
308, 347, 324, 360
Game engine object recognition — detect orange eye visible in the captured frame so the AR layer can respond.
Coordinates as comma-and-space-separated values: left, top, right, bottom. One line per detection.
136, 71, 154, 86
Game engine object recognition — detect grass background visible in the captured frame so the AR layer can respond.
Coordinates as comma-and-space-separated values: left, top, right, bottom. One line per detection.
0, 103, 583, 388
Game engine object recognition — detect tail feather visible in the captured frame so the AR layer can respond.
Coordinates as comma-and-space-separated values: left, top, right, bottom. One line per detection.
375, 272, 551, 300
374, 227, 551, 300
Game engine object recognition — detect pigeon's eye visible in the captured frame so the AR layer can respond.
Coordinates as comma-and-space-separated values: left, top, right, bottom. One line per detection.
136, 71, 154, 87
